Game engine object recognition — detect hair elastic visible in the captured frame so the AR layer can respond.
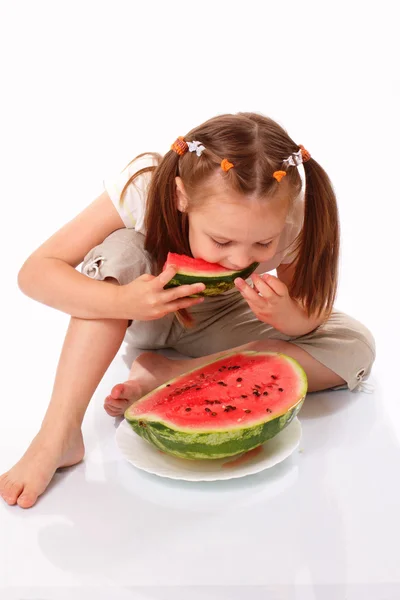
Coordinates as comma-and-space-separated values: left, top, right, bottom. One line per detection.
171, 136, 234, 172
273, 145, 311, 182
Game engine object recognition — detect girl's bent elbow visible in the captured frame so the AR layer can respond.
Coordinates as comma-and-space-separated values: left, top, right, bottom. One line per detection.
17, 257, 46, 295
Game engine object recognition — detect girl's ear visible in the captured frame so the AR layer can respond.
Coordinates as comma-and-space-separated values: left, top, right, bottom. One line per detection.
175, 176, 189, 212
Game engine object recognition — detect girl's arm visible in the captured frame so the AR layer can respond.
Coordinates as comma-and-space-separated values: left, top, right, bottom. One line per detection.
17, 190, 129, 320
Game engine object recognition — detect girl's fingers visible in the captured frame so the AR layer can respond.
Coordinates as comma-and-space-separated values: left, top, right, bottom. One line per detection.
235, 277, 269, 305
157, 266, 206, 297
254, 273, 287, 297
156, 265, 179, 288
162, 282, 206, 301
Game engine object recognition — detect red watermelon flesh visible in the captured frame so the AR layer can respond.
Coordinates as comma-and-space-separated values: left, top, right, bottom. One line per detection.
163, 252, 235, 276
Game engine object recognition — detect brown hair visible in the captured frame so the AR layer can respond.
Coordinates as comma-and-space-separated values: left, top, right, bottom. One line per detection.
118, 112, 340, 326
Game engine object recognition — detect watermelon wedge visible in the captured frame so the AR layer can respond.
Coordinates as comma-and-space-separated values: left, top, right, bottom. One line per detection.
125, 351, 307, 460
162, 252, 259, 296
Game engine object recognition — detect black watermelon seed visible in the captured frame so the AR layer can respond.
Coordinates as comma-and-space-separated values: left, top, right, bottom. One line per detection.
271, 375, 277, 380
205, 408, 211, 412
236, 377, 243, 382
218, 381, 228, 386
266, 408, 272, 413
185, 407, 191, 412
263, 391, 269, 396
244, 409, 251, 413
253, 390, 260, 396
241, 394, 248, 398
254, 384, 261, 389
278, 388, 284, 392
166, 384, 170, 387
211, 412, 217, 416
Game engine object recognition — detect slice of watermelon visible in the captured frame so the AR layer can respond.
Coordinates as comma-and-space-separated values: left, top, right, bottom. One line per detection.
125, 350, 307, 460
163, 252, 259, 296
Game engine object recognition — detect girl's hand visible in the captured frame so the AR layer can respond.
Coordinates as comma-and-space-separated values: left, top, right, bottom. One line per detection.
119, 265, 206, 321
234, 272, 296, 333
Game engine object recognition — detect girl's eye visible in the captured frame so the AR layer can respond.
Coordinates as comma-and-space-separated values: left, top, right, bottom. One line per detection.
212, 240, 230, 248
212, 239, 272, 249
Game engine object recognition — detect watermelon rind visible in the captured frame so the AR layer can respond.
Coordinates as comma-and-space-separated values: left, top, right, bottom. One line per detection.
124, 351, 308, 460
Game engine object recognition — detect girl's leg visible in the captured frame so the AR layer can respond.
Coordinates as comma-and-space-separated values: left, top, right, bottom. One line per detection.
0, 313, 128, 509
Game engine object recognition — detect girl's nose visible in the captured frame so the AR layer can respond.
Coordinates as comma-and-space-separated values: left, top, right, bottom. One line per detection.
229, 255, 254, 270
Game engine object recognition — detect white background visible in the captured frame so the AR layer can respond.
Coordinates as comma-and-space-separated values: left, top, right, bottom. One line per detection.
1, 1, 399, 599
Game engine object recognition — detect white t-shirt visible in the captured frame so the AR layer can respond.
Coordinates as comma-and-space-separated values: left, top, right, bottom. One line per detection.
103, 154, 304, 273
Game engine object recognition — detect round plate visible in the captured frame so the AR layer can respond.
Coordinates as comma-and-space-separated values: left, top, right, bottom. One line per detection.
115, 417, 302, 481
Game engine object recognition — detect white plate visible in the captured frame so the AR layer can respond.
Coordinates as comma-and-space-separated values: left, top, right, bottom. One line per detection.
115, 417, 302, 481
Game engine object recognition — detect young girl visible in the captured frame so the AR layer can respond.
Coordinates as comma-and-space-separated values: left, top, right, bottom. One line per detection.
0, 112, 375, 509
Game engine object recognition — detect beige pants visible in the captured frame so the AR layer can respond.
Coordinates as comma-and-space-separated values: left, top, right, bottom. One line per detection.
81, 229, 376, 393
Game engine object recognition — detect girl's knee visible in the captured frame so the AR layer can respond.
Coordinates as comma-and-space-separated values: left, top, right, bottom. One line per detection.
347, 320, 376, 379
352, 319, 376, 360
81, 229, 152, 285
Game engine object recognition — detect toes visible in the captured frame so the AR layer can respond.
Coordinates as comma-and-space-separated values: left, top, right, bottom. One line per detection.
104, 399, 127, 417
104, 403, 117, 416
0, 474, 40, 508
104, 395, 126, 409
110, 383, 125, 399
104, 380, 143, 417
17, 491, 38, 509
0, 475, 24, 505
118, 380, 142, 401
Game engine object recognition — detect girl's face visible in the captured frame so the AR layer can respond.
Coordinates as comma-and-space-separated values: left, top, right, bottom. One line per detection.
175, 177, 290, 270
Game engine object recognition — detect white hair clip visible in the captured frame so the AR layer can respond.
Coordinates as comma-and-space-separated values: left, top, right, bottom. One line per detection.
187, 140, 206, 157
282, 149, 304, 168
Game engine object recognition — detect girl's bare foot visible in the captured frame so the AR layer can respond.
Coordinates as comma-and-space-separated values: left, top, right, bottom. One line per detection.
0, 427, 84, 509
104, 351, 192, 417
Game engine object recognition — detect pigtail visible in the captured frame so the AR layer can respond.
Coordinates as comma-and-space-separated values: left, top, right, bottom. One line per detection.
288, 158, 340, 320
144, 151, 195, 328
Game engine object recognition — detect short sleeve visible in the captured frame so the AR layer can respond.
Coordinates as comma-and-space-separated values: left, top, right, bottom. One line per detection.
103, 154, 158, 233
